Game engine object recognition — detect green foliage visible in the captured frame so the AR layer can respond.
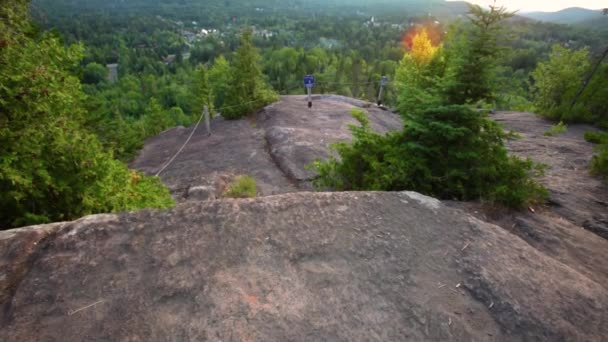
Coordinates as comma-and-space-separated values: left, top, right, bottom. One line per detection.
531, 45, 608, 178
443, 4, 515, 105
495, 93, 534, 112
544, 121, 568, 136
531, 45, 590, 121
169, 107, 192, 127
142, 98, 174, 136
585, 131, 608, 179
192, 64, 212, 114
208, 56, 231, 110
584, 131, 608, 144
395, 34, 445, 114
0, 2, 173, 228
313, 5, 546, 208
396, 4, 514, 112
222, 29, 278, 119
313, 109, 547, 208
571, 61, 608, 128
82, 62, 108, 84
590, 147, 608, 179
84, 69, 201, 160
223, 175, 257, 198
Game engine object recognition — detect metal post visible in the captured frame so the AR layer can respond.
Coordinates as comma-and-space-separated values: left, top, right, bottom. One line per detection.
204, 106, 211, 136
304, 74, 315, 108
307, 87, 312, 108
377, 76, 388, 106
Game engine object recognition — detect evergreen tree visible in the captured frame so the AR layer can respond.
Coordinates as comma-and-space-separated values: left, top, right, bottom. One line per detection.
443, 3, 514, 104
395, 28, 445, 113
143, 98, 174, 136
0, 0, 173, 228
222, 29, 277, 119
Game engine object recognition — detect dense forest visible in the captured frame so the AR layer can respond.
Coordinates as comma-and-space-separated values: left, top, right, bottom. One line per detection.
1, 0, 607, 228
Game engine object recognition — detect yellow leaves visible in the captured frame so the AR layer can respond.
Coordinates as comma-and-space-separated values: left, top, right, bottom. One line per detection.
396, 28, 442, 88
409, 28, 438, 66
130, 170, 141, 187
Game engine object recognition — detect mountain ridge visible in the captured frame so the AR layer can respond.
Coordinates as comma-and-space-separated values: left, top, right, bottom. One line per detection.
522, 7, 604, 24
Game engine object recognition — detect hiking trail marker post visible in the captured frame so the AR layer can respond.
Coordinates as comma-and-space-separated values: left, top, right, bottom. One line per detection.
203, 106, 210, 136
377, 76, 388, 106
304, 74, 315, 108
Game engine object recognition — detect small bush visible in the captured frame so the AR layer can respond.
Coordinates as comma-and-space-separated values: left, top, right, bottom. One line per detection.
591, 148, 608, 179
495, 93, 534, 112
585, 131, 608, 145
223, 175, 257, 198
585, 131, 608, 179
544, 121, 567, 136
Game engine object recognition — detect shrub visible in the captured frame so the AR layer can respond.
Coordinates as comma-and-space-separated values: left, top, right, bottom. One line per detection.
495, 93, 534, 112
223, 175, 257, 198
585, 131, 608, 145
312, 108, 547, 208
590, 147, 608, 179
544, 122, 568, 136
585, 131, 608, 179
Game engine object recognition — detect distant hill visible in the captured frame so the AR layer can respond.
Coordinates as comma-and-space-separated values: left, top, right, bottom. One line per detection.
522, 7, 604, 24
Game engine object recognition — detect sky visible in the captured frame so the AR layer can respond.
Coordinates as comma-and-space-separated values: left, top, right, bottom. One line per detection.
450, 0, 605, 12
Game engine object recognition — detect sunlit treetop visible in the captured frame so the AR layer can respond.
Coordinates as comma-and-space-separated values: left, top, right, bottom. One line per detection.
406, 28, 439, 66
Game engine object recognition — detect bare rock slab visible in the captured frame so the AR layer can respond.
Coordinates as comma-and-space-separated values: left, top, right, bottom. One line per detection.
1, 192, 606, 341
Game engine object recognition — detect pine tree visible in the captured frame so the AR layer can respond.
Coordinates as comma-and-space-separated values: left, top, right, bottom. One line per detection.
143, 98, 174, 136
222, 29, 277, 119
395, 28, 445, 113
443, 3, 514, 105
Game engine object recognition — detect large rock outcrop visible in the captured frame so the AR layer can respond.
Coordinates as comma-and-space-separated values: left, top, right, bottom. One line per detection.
130, 95, 402, 198
1, 192, 607, 341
